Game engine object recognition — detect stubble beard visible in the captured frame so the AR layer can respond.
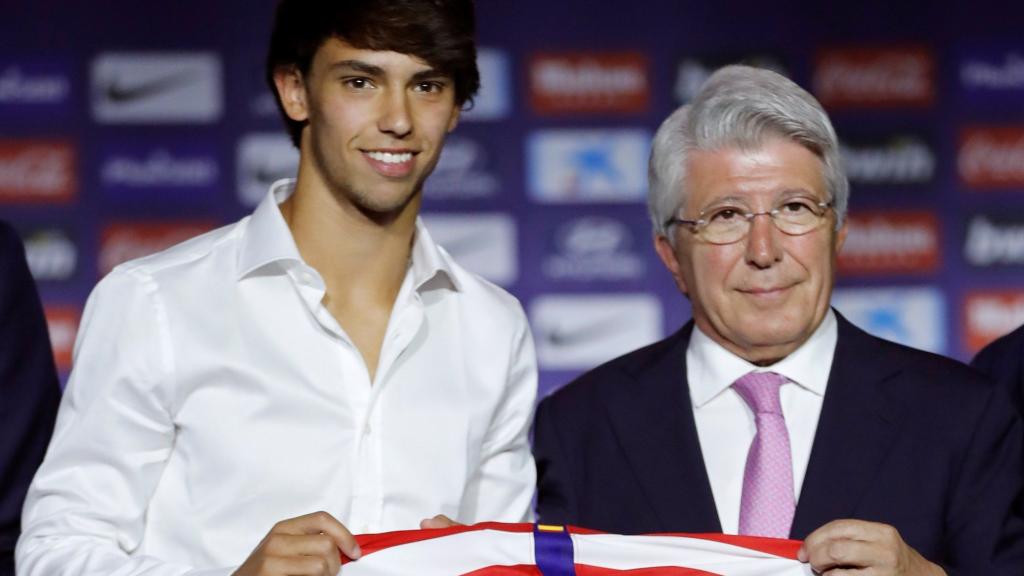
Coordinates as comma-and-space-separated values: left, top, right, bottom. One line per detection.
310, 136, 430, 226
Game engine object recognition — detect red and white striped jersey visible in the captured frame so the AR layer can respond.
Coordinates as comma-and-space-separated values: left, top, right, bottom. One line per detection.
341, 522, 812, 575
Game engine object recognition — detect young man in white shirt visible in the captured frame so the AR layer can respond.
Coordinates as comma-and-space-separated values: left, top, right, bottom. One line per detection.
18, 2, 537, 575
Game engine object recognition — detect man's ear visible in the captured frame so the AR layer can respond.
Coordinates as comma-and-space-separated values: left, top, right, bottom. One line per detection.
654, 234, 689, 296
273, 66, 309, 123
447, 105, 461, 133
834, 218, 849, 256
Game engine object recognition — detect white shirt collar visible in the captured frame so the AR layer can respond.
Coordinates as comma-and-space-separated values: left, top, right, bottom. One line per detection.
236, 178, 461, 292
687, 309, 838, 408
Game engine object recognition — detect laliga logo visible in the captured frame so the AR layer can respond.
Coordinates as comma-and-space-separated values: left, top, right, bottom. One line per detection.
101, 149, 218, 187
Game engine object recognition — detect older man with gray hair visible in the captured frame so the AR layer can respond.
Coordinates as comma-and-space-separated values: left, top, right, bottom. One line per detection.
534, 65, 1024, 574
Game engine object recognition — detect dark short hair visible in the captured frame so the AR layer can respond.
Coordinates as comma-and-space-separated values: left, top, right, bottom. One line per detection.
267, 0, 480, 147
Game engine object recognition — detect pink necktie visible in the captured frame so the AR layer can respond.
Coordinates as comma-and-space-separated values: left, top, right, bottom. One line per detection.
733, 371, 795, 538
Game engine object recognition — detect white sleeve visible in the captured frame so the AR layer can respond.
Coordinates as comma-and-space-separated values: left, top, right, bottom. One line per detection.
458, 304, 538, 523
16, 268, 234, 576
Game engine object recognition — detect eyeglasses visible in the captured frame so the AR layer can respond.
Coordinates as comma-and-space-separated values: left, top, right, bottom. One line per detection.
664, 197, 833, 245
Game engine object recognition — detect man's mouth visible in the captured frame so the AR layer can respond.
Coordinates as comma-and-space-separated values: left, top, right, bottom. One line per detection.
363, 150, 416, 177
366, 151, 413, 164
738, 283, 795, 298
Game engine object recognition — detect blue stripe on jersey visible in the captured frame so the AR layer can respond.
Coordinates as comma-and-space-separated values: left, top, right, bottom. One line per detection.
534, 524, 575, 576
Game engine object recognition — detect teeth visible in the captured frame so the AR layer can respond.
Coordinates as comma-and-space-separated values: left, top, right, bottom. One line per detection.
366, 151, 413, 164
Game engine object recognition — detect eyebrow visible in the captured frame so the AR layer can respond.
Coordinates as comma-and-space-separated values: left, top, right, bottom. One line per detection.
328, 59, 449, 83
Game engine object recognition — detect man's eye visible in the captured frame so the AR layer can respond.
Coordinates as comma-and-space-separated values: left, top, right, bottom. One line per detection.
709, 208, 742, 221
415, 81, 444, 93
344, 77, 373, 89
781, 201, 813, 213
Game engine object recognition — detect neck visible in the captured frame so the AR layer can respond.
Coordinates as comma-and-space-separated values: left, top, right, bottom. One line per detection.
282, 170, 419, 306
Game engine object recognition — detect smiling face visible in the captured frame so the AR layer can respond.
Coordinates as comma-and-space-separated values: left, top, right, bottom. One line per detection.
275, 37, 460, 218
654, 136, 848, 364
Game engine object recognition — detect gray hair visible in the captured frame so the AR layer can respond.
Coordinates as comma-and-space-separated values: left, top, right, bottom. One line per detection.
647, 64, 848, 240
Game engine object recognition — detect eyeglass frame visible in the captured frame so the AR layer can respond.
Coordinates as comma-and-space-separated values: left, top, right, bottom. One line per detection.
663, 198, 834, 245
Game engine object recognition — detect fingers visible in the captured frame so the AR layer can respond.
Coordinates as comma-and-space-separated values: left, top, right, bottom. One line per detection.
252, 554, 338, 576
234, 512, 362, 576
272, 511, 361, 560
798, 519, 936, 575
801, 532, 888, 572
419, 514, 461, 529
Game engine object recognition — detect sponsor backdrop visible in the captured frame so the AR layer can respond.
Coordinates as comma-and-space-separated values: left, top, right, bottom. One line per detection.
4, 0, 1024, 396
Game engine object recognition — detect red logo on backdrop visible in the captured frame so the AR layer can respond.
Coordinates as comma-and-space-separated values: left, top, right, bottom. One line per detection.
99, 221, 215, 276
44, 304, 80, 373
529, 52, 649, 115
958, 126, 1024, 188
0, 140, 77, 203
963, 291, 1024, 353
838, 211, 940, 274
813, 47, 935, 108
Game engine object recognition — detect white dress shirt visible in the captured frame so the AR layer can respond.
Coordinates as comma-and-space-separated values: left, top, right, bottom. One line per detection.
686, 310, 837, 534
18, 180, 537, 576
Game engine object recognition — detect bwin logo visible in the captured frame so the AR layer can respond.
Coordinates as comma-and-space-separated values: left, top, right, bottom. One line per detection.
840, 136, 935, 185
964, 215, 1024, 267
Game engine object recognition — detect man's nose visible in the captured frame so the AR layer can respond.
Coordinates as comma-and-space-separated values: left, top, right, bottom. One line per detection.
744, 213, 783, 268
378, 89, 412, 137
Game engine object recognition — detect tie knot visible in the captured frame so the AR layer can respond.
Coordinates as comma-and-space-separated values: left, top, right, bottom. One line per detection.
733, 371, 786, 415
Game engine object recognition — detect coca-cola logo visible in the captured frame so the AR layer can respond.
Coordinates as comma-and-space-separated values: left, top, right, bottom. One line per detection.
814, 47, 934, 108
963, 291, 1024, 353
0, 140, 76, 203
99, 221, 215, 276
838, 211, 940, 274
530, 52, 649, 115
958, 127, 1024, 188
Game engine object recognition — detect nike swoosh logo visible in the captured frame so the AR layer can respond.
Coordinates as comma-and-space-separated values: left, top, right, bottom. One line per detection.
545, 314, 627, 347
103, 69, 198, 103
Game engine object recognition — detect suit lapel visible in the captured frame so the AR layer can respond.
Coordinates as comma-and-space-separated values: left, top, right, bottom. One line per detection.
596, 324, 722, 532
790, 313, 907, 539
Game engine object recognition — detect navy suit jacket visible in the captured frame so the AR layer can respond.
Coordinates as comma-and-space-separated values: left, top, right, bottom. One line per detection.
0, 222, 60, 576
535, 313, 1024, 574
972, 324, 1024, 420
